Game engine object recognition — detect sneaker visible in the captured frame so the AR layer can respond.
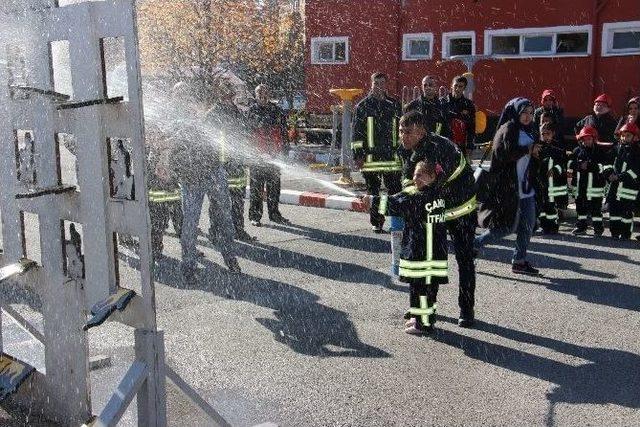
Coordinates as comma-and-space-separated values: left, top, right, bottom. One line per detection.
571, 227, 587, 236
404, 317, 417, 328
372, 225, 384, 234
404, 323, 433, 335
250, 220, 262, 227
224, 257, 242, 273
235, 229, 257, 242
458, 310, 475, 328
512, 261, 540, 276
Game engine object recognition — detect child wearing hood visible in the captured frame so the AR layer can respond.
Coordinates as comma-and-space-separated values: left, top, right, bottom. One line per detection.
603, 123, 640, 239
362, 160, 448, 334
537, 122, 568, 234
534, 89, 565, 134
475, 98, 542, 275
568, 126, 612, 236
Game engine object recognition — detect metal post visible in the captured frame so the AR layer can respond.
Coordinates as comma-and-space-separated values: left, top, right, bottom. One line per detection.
329, 104, 340, 167
329, 88, 363, 187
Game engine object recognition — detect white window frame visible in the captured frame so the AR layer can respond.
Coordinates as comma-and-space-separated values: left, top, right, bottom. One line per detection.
310, 36, 349, 65
484, 25, 592, 58
402, 32, 433, 61
602, 21, 640, 57
442, 31, 476, 59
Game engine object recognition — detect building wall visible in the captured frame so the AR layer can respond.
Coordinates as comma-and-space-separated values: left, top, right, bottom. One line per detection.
305, 0, 640, 120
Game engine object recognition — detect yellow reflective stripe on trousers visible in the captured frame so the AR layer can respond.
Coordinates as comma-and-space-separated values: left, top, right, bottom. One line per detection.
446, 153, 467, 184
445, 195, 477, 221
548, 158, 555, 202
399, 268, 448, 278
399, 260, 448, 269
378, 195, 388, 215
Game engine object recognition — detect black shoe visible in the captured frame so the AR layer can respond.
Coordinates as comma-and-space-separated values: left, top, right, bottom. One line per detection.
458, 310, 475, 328
512, 261, 540, 276
270, 215, 291, 225
224, 257, 241, 273
250, 220, 262, 227
235, 229, 257, 242
572, 227, 587, 236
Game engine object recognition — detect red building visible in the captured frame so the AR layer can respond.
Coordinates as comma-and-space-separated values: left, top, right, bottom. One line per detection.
304, 0, 640, 123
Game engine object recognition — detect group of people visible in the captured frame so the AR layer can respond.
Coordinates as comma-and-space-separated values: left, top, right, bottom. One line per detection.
355, 71, 640, 335
147, 82, 291, 280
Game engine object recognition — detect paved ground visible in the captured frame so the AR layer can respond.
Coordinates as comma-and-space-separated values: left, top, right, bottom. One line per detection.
2, 145, 639, 426
3, 197, 639, 426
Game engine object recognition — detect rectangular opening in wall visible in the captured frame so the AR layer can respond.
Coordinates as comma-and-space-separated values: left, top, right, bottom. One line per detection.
101, 37, 128, 101
14, 130, 37, 188
21, 212, 41, 264
61, 221, 84, 280
6, 45, 28, 98
449, 38, 472, 56
49, 40, 73, 98
491, 35, 520, 55
113, 232, 141, 290
107, 137, 135, 200
56, 133, 79, 188
556, 32, 588, 54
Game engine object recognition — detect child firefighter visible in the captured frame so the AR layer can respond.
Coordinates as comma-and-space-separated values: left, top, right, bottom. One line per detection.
603, 122, 640, 239
537, 122, 568, 234
363, 160, 448, 335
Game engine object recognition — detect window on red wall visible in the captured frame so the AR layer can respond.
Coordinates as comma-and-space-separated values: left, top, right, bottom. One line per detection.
311, 36, 349, 65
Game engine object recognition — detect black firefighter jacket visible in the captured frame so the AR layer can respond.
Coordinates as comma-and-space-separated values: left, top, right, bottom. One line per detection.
603, 142, 640, 207
403, 96, 452, 139
568, 144, 612, 200
537, 142, 568, 206
575, 113, 618, 143
351, 94, 402, 173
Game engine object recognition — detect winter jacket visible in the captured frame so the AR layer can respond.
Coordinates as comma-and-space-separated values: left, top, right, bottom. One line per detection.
247, 101, 289, 156
403, 96, 452, 139
377, 186, 448, 284
400, 134, 476, 221
351, 94, 402, 172
568, 144, 612, 200
477, 120, 535, 229
603, 142, 640, 206
440, 93, 476, 148
536, 141, 568, 205
575, 113, 618, 143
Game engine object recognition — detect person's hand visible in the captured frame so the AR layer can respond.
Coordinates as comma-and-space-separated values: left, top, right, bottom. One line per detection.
530, 143, 542, 158
608, 174, 618, 182
360, 195, 372, 210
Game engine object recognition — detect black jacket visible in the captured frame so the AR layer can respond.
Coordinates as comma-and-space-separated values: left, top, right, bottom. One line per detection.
536, 141, 568, 205
351, 94, 402, 171
568, 144, 612, 199
377, 186, 448, 284
400, 133, 476, 219
403, 96, 452, 139
247, 101, 290, 155
440, 93, 476, 147
603, 143, 640, 205
575, 113, 618, 143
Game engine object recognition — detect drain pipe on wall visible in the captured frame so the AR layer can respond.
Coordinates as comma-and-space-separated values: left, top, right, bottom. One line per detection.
590, 0, 608, 102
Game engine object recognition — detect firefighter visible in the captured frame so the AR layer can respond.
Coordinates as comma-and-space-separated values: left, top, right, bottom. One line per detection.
575, 94, 618, 144
603, 122, 640, 239
247, 84, 291, 226
537, 122, 568, 234
351, 72, 403, 233
205, 85, 255, 242
146, 124, 183, 258
440, 75, 476, 157
398, 111, 477, 327
403, 75, 452, 139
568, 125, 611, 236
362, 160, 448, 334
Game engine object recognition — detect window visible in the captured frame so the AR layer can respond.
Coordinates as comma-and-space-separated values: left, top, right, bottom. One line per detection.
485, 25, 592, 58
311, 36, 349, 64
402, 33, 433, 60
602, 21, 640, 56
442, 31, 475, 58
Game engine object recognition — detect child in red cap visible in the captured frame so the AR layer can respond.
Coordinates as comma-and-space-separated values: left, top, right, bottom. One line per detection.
603, 123, 640, 239
534, 89, 565, 134
575, 94, 618, 144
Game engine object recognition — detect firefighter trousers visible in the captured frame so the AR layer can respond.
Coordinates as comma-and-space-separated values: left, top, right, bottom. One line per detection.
539, 200, 559, 233
210, 186, 246, 237
447, 211, 477, 315
363, 171, 402, 227
609, 199, 634, 238
575, 196, 603, 232
150, 201, 183, 256
249, 165, 282, 221
406, 278, 439, 328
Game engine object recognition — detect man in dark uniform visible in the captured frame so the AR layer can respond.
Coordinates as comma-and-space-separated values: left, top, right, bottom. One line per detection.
440, 75, 476, 156
247, 84, 291, 226
575, 93, 618, 144
403, 75, 451, 139
398, 111, 478, 327
351, 72, 403, 233
205, 85, 255, 242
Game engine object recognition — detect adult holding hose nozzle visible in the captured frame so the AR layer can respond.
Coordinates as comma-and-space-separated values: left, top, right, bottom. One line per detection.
398, 111, 477, 327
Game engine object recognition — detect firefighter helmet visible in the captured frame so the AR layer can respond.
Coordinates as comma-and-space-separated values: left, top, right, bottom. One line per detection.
594, 93, 612, 107
617, 122, 639, 137
576, 125, 599, 141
